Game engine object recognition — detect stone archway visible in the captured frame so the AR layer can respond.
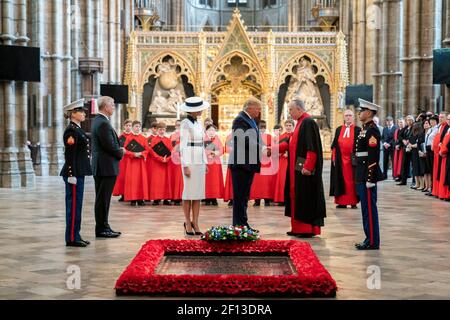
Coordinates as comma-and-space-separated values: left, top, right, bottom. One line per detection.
276, 52, 334, 127
138, 52, 196, 128
206, 51, 265, 132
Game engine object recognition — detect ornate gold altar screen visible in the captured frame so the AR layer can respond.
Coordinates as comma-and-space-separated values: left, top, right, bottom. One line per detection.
124, 9, 349, 154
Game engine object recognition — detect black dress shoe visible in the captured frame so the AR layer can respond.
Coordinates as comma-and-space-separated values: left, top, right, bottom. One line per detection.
336, 205, 347, 209
80, 238, 90, 245
247, 226, 259, 233
118, 196, 124, 202
211, 199, 219, 206
355, 243, 379, 250
297, 233, 315, 238
96, 231, 120, 238
66, 241, 88, 247
107, 228, 121, 235
227, 200, 233, 207
253, 200, 261, 207
130, 201, 137, 206
397, 182, 407, 186
138, 200, 146, 206
264, 200, 271, 207
351, 205, 358, 209
286, 231, 301, 236
163, 200, 171, 205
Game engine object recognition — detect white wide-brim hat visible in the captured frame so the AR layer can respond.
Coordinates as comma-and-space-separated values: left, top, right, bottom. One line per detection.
179, 96, 210, 113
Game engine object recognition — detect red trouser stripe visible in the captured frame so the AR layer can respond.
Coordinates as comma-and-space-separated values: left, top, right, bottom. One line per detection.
71, 184, 76, 242
367, 188, 374, 246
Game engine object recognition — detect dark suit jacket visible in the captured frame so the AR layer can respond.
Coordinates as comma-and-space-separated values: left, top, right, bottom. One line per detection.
382, 125, 398, 146
228, 111, 262, 173
91, 114, 123, 177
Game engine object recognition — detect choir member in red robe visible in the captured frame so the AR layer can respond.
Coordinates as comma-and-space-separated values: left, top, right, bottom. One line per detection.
112, 119, 132, 201
250, 120, 275, 206
432, 112, 449, 197
169, 120, 183, 206
148, 122, 173, 205
122, 121, 149, 205
393, 119, 405, 181
278, 99, 326, 238
330, 109, 361, 209
273, 120, 294, 205
147, 121, 158, 140
204, 124, 225, 205
438, 114, 450, 201
223, 132, 234, 206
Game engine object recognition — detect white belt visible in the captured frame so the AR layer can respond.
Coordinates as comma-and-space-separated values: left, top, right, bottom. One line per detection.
356, 152, 368, 157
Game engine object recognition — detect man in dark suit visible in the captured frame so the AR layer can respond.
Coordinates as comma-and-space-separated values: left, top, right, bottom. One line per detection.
381, 116, 398, 179
229, 97, 264, 230
91, 96, 124, 238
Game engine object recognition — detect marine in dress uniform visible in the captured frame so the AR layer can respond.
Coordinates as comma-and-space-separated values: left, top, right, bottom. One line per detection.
354, 99, 384, 250
60, 99, 92, 247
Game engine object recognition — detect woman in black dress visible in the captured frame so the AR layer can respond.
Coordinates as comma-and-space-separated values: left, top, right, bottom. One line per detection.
398, 116, 414, 185
422, 118, 435, 193
409, 122, 425, 190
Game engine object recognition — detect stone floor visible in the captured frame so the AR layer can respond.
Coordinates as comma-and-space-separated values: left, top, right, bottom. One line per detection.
0, 166, 449, 300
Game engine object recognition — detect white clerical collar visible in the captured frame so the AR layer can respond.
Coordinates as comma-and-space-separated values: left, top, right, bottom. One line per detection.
343, 124, 351, 138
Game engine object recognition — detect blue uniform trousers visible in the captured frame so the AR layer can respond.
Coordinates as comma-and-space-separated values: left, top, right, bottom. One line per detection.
63, 176, 85, 243
356, 183, 380, 247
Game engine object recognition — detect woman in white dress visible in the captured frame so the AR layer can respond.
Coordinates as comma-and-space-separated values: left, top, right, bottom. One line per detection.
179, 97, 210, 236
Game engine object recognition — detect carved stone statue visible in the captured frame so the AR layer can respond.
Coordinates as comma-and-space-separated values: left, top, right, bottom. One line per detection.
156, 59, 179, 90
286, 58, 324, 117
165, 88, 183, 113
149, 90, 168, 113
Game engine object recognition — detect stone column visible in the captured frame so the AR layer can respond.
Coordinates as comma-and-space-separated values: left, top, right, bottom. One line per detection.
357, 0, 367, 84
29, 0, 50, 176
48, 0, 65, 175
444, 0, 450, 111
374, 0, 402, 119
15, 0, 36, 187
71, 0, 82, 101
402, 0, 436, 114
79, 0, 103, 120
0, 0, 21, 188
173, 0, 184, 31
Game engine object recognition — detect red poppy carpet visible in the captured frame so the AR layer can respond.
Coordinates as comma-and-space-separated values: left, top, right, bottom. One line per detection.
115, 240, 337, 297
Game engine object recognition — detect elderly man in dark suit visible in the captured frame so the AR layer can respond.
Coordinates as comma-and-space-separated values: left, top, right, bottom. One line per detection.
229, 97, 264, 231
91, 96, 124, 238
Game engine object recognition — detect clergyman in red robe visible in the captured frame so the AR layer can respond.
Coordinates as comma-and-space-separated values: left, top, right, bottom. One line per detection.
277, 99, 326, 238
330, 109, 361, 209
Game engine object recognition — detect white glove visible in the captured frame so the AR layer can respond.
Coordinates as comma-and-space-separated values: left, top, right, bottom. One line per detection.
366, 182, 376, 189
68, 177, 77, 185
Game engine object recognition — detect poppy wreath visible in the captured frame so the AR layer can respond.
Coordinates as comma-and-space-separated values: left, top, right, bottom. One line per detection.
115, 240, 337, 297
